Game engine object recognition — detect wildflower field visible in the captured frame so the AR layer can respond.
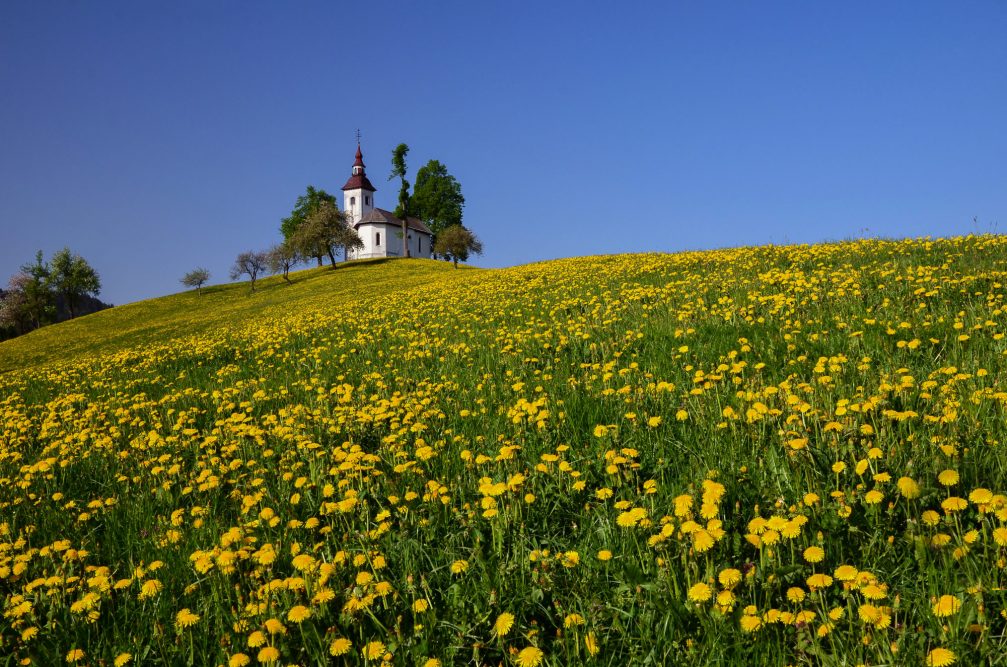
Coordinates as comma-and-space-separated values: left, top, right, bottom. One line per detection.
5, 237, 1007, 666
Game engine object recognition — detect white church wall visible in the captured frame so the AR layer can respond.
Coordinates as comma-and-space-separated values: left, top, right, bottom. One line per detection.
346, 223, 432, 260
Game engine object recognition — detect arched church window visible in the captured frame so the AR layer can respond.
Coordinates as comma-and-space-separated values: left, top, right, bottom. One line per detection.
376, 232, 381, 246
350, 197, 356, 207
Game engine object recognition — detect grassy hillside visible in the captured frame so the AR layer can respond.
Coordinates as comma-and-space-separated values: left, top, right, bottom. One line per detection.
3, 238, 1007, 665
0, 258, 467, 373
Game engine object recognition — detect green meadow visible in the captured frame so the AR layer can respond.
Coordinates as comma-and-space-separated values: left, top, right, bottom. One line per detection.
3, 237, 1007, 666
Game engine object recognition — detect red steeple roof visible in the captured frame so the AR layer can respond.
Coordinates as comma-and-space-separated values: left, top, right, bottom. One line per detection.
342, 144, 376, 192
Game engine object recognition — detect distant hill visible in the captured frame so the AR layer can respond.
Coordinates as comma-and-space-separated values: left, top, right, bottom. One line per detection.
0, 257, 462, 371
0, 288, 113, 342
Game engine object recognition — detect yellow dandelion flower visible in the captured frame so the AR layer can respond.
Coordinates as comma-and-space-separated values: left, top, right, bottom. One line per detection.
719, 568, 742, 588
329, 638, 352, 656
516, 646, 544, 667
364, 641, 386, 660
564, 613, 585, 627
584, 632, 599, 655
66, 649, 85, 663
781, 522, 802, 539
766, 516, 788, 531
970, 488, 993, 504
113, 654, 132, 667
423, 660, 442, 667
256, 646, 279, 663
807, 573, 833, 590
287, 605, 311, 623
858, 604, 881, 624
942, 497, 968, 512
786, 587, 806, 603
922, 510, 942, 526
450, 560, 468, 574
692, 529, 715, 552
938, 469, 959, 487
740, 615, 762, 632
413, 599, 430, 613
263, 618, 286, 635
617, 508, 646, 527
138, 578, 162, 599
673, 494, 693, 517
247, 631, 266, 648
597, 549, 613, 561
688, 582, 712, 603
993, 526, 1007, 546
862, 584, 887, 600
175, 608, 200, 630
494, 612, 515, 636
897, 477, 920, 499
228, 654, 250, 667
932, 595, 961, 617
786, 437, 808, 450
926, 647, 956, 667
864, 489, 884, 505
711, 589, 734, 612
803, 546, 825, 563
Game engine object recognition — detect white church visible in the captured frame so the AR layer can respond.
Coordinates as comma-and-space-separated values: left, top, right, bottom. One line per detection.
341, 144, 433, 259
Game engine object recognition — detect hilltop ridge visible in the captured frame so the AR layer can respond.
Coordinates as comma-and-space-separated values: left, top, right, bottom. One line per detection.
0, 258, 471, 373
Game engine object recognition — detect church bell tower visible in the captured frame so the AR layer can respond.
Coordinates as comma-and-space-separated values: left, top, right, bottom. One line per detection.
341, 142, 376, 225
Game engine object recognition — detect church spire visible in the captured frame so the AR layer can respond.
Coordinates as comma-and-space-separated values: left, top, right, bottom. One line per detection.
342, 143, 376, 193
352, 143, 365, 174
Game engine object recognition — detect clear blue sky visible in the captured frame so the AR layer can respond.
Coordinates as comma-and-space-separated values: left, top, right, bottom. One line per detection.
2, 2, 1005, 306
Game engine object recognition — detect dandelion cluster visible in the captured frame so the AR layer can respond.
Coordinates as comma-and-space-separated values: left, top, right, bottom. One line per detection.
3, 238, 1007, 664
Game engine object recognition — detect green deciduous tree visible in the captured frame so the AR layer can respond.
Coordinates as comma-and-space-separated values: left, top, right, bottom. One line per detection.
281, 186, 337, 266
412, 159, 465, 244
181, 268, 211, 295
290, 201, 363, 268
49, 247, 101, 319
433, 225, 484, 268
389, 143, 412, 258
